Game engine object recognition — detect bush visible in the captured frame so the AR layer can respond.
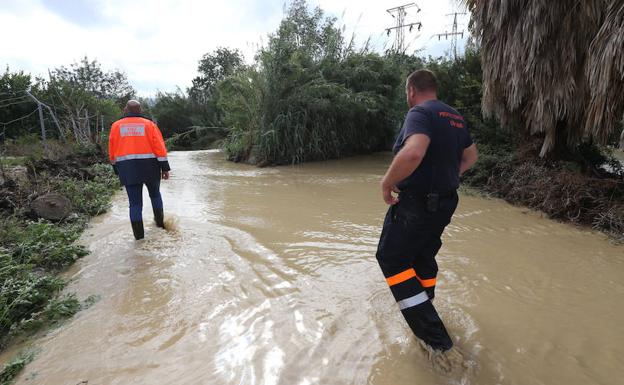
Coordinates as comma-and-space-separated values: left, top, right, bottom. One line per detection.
12, 294, 81, 334
0, 351, 35, 385
0, 155, 118, 352
219, 0, 402, 165
0, 220, 87, 270
53, 163, 119, 216
0, 218, 88, 340
0, 271, 66, 337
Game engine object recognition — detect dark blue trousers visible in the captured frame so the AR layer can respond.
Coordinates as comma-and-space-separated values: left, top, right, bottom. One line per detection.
376, 192, 458, 351
124, 181, 163, 222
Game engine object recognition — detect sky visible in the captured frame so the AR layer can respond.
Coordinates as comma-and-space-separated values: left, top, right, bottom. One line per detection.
0, 0, 470, 96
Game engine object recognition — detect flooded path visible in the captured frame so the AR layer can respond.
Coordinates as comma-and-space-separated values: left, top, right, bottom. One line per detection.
2, 150, 623, 385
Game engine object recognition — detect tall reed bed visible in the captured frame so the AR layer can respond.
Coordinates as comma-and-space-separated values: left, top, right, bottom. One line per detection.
219, 0, 402, 165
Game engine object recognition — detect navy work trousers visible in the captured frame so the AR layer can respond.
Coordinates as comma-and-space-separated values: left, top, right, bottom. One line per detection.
124, 181, 163, 222
376, 191, 458, 351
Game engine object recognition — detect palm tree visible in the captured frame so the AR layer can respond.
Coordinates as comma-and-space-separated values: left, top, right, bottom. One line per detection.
464, 0, 624, 157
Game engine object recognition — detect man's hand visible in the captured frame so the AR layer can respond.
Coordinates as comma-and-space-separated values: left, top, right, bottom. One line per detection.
381, 178, 400, 205
162, 171, 170, 180
459, 144, 478, 176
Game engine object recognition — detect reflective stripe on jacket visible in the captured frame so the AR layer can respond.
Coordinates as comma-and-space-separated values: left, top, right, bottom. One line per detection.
108, 114, 170, 186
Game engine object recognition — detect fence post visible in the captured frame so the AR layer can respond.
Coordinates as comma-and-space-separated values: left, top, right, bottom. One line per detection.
43, 104, 65, 142
25, 90, 49, 153
37, 102, 47, 152
85, 109, 91, 143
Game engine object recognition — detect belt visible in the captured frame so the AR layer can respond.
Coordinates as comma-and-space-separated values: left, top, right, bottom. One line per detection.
398, 190, 457, 200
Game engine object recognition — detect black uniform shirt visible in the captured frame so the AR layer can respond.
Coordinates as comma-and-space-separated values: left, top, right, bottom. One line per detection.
392, 99, 473, 194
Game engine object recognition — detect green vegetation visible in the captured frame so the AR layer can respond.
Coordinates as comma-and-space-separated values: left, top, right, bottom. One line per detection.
0, 49, 127, 385
219, 1, 402, 165
151, 48, 246, 150
0, 351, 35, 385
54, 163, 119, 216
0, 143, 119, 382
0, 151, 119, 349
0, 219, 87, 274
0, 6, 622, 383
0, 57, 130, 145
1, 54, 122, 378
208, 0, 542, 168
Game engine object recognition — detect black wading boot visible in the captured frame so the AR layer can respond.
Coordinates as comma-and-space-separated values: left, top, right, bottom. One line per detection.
154, 208, 165, 229
131, 221, 144, 240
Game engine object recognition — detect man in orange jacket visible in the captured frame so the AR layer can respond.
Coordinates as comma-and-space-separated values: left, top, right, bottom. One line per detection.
109, 100, 171, 240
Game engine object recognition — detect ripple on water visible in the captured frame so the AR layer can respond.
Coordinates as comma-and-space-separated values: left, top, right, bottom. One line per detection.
5, 151, 623, 385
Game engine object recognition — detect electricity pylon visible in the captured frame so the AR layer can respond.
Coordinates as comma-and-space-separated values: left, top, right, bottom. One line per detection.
386, 3, 422, 54
435, 12, 467, 60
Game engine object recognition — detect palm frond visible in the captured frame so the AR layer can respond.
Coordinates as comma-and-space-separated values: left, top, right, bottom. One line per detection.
463, 0, 622, 156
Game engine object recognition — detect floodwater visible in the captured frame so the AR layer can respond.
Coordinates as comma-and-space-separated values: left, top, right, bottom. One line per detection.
2, 150, 623, 385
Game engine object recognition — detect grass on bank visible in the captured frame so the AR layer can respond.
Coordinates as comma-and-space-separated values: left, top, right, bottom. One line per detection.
0, 142, 120, 382
0, 351, 35, 385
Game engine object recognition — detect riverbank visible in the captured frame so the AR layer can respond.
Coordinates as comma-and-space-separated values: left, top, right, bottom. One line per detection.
0, 146, 119, 383
462, 141, 624, 241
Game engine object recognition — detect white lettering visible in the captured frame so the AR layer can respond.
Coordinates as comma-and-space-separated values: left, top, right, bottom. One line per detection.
120, 124, 146, 137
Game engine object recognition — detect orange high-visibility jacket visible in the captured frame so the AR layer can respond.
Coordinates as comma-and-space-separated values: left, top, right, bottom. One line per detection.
108, 115, 170, 186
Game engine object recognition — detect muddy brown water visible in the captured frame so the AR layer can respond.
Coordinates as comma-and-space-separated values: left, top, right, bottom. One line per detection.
2, 150, 623, 385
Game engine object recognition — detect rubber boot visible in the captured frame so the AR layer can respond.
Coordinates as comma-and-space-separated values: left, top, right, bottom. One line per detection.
131, 221, 144, 240
153, 208, 165, 229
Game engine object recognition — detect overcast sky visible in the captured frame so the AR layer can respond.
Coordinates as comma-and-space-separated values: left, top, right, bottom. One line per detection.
0, 0, 469, 96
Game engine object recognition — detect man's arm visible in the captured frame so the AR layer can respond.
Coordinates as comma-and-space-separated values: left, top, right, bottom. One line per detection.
381, 133, 431, 205
460, 144, 478, 176
108, 124, 118, 174
147, 122, 171, 180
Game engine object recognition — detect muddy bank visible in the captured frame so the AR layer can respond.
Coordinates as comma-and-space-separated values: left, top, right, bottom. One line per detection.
0, 149, 113, 218
463, 141, 624, 240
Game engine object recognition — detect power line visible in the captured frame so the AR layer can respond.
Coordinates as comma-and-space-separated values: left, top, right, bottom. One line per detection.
385, 3, 423, 54
435, 12, 467, 60
0, 98, 32, 109
0, 108, 38, 126
0, 94, 28, 103
25, 90, 65, 149
0, 90, 27, 97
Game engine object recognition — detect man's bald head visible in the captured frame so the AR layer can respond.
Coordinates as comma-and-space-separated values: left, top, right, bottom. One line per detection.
124, 99, 141, 114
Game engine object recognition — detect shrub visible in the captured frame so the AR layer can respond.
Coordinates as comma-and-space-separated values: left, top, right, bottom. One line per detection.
0, 219, 87, 271
0, 351, 35, 385
219, 0, 402, 165
53, 163, 119, 216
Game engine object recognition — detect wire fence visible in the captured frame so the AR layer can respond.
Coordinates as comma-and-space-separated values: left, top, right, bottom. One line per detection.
0, 108, 38, 126
0, 90, 110, 151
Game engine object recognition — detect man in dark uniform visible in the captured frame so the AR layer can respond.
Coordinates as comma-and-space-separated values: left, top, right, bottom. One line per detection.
376, 70, 478, 354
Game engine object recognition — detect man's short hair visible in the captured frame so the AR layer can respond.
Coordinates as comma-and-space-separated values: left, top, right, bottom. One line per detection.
125, 99, 141, 114
407, 69, 438, 93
